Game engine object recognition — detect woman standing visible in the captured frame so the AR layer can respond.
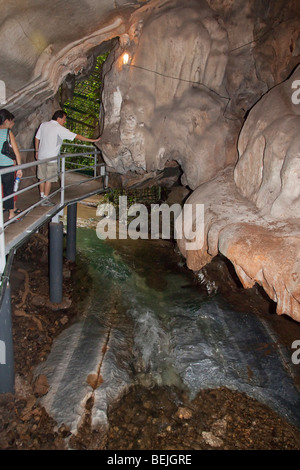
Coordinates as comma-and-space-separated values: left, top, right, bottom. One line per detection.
0, 109, 22, 220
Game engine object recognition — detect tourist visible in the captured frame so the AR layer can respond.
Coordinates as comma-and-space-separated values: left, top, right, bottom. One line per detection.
0, 109, 23, 220
35, 110, 101, 206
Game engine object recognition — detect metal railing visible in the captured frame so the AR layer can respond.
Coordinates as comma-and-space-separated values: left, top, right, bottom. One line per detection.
0, 143, 108, 273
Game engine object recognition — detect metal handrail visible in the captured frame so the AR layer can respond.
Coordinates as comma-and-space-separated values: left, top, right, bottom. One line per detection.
0, 144, 107, 273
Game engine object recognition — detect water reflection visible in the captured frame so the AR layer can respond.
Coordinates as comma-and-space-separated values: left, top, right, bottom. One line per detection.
36, 227, 300, 434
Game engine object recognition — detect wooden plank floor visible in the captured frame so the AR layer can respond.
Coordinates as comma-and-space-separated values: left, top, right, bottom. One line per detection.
3, 172, 106, 254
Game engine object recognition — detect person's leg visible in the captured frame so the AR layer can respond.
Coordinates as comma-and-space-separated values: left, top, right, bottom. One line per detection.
41, 162, 57, 206
44, 180, 52, 197
1, 170, 15, 219
39, 181, 45, 196
13, 169, 18, 211
45, 162, 58, 196
37, 162, 46, 198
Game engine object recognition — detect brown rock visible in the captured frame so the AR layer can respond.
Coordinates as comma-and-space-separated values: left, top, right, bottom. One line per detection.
59, 315, 69, 326
31, 295, 47, 307
87, 373, 103, 390
34, 374, 49, 396
47, 297, 72, 311
202, 431, 224, 447
175, 407, 193, 420
211, 417, 227, 437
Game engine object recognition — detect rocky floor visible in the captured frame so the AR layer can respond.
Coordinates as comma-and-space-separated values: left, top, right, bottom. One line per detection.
1, 229, 300, 451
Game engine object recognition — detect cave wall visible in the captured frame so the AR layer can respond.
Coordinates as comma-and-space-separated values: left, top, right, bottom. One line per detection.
101, 0, 240, 189
100, 0, 300, 190
0, 0, 148, 123
234, 65, 300, 220
1, 0, 300, 320
177, 64, 300, 322
98, 0, 300, 321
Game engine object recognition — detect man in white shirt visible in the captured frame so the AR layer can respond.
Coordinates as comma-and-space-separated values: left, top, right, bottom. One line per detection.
35, 110, 101, 206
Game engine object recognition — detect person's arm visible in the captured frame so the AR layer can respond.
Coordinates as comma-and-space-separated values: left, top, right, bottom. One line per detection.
35, 137, 40, 159
75, 135, 101, 143
9, 132, 23, 177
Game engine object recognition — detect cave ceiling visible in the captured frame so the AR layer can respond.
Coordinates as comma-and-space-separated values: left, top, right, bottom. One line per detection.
1, 0, 151, 117
1, 0, 299, 119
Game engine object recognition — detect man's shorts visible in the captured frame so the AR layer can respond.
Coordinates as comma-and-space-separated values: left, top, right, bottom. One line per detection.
37, 161, 58, 183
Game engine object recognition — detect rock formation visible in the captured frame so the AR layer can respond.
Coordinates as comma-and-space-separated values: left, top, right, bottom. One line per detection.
1, 0, 299, 320
177, 65, 300, 322
100, 0, 300, 190
234, 65, 300, 220
100, 0, 240, 189
99, 0, 300, 320
0, 0, 142, 118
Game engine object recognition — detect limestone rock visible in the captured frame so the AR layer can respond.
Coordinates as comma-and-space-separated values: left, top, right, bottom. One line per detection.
100, 0, 300, 190
101, 0, 240, 189
1, 0, 300, 321
234, 64, 300, 220
176, 166, 300, 322
1, 0, 143, 119
176, 59, 300, 322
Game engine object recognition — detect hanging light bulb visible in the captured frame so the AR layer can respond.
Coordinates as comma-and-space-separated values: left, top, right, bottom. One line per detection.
122, 53, 129, 65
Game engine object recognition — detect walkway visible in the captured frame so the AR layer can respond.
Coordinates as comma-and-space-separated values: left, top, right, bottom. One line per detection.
0, 146, 108, 394
4, 171, 107, 256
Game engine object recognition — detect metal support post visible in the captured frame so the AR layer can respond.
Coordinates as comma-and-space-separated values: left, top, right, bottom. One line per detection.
49, 221, 63, 304
60, 156, 65, 207
0, 175, 6, 274
104, 171, 108, 189
66, 203, 77, 263
0, 282, 14, 393
94, 151, 97, 178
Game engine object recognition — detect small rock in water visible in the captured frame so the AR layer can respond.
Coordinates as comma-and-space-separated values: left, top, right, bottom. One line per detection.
87, 373, 103, 390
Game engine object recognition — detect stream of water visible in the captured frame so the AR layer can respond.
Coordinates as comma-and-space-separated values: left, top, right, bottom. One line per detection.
36, 225, 300, 435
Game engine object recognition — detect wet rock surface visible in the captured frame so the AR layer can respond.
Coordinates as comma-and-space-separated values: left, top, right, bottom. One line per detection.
1, 227, 300, 451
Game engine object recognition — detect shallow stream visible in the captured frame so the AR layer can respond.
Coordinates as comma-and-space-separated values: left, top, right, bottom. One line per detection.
36, 216, 300, 436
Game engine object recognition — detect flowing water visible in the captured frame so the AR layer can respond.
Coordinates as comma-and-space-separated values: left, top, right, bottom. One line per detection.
36, 223, 300, 436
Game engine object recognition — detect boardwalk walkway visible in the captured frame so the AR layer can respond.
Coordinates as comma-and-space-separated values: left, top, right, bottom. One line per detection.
4, 171, 106, 256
